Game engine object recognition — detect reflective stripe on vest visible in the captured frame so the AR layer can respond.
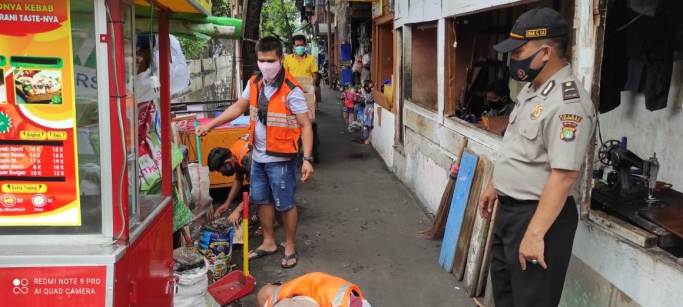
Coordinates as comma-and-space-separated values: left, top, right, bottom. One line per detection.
236, 142, 250, 167
266, 112, 300, 129
333, 283, 353, 307
270, 285, 283, 305
271, 283, 354, 307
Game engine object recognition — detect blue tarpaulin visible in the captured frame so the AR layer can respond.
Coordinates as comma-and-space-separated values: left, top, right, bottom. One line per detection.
340, 43, 352, 61
341, 68, 352, 85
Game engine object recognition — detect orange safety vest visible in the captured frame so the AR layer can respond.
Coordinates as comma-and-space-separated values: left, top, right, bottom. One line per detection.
248, 70, 302, 158
265, 272, 365, 307
228, 139, 251, 168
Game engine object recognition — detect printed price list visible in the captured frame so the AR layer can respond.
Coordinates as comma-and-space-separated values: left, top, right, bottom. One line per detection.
0, 140, 66, 182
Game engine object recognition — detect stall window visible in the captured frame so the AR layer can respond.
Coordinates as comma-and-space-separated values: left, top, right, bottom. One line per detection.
405, 22, 438, 111
122, 1, 139, 224
443, 1, 574, 134
0, 0, 106, 235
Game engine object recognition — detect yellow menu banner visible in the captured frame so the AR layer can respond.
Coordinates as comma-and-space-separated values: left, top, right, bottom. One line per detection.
0, 0, 81, 226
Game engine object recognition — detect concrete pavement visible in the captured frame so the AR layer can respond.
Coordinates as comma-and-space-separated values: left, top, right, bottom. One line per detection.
230, 88, 474, 306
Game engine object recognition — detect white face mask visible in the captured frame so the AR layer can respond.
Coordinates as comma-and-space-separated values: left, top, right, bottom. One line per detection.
258, 61, 282, 82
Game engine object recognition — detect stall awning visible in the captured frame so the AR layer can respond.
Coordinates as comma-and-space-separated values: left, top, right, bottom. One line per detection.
134, 0, 212, 16
134, 4, 242, 41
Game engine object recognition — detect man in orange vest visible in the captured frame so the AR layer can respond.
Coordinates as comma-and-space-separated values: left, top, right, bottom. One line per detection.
206, 135, 252, 222
196, 36, 314, 269
257, 272, 371, 307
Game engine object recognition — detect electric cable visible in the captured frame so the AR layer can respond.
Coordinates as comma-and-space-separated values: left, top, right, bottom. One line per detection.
102, 3, 128, 246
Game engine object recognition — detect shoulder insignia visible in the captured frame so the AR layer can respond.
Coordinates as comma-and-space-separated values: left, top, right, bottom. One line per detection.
559, 113, 582, 142
562, 81, 580, 101
541, 80, 555, 97
558, 114, 583, 123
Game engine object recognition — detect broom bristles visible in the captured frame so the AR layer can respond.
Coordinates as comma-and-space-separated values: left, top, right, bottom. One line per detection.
418, 176, 457, 239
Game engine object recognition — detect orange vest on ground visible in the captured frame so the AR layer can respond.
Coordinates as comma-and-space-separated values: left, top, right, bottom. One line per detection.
266, 272, 365, 307
228, 139, 250, 168
248, 70, 302, 158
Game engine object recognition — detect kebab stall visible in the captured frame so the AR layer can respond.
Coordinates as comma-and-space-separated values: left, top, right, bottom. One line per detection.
0, 0, 241, 306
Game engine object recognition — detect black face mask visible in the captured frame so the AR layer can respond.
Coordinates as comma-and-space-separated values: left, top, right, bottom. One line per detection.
509, 47, 547, 82
221, 162, 236, 177
487, 97, 508, 106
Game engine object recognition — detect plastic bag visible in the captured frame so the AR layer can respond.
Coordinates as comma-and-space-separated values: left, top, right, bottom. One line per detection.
174, 260, 220, 307
174, 247, 205, 273
200, 226, 234, 281
135, 34, 190, 103
188, 163, 212, 210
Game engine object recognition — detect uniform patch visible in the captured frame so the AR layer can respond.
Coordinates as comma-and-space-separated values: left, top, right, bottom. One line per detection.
562, 81, 580, 100
530, 104, 543, 120
541, 80, 555, 97
560, 122, 577, 142
559, 114, 583, 122
516, 68, 526, 79
526, 28, 547, 38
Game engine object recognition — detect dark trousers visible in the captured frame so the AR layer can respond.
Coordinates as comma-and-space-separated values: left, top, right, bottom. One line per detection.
490, 196, 578, 307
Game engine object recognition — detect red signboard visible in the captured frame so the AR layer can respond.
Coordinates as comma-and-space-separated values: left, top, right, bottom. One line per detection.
0, 266, 107, 306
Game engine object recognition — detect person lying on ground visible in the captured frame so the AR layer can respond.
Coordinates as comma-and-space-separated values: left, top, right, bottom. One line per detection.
257, 272, 372, 307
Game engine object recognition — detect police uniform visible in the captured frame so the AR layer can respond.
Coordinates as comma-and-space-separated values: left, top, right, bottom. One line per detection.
489, 8, 597, 307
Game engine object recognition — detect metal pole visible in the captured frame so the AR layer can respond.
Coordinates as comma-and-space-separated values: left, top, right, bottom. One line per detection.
326, 0, 333, 89
158, 10, 172, 197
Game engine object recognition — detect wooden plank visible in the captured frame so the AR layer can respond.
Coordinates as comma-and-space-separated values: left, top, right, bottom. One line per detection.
171, 124, 186, 205
589, 210, 658, 248
453, 156, 490, 280
173, 113, 197, 121
439, 152, 479, 272
463, 157, 494, 294
476, 199, 500, 297
638, 206, 683, 239
373, 89, 391, 112
377, 106, 382, 127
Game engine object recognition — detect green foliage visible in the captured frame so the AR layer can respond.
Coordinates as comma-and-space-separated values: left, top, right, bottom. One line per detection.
212, 0, 230, 17
178, 37, 208, 60
261, 0, 301, 41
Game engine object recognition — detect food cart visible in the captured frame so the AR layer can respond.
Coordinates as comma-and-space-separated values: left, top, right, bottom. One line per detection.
0, 0, 240, 305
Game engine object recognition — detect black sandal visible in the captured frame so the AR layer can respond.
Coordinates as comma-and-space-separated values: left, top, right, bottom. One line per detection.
281, 252, 298, 269
248, 248, 278, 260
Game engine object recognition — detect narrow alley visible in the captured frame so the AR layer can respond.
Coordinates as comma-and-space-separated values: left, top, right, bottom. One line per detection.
237, 88, 473, 306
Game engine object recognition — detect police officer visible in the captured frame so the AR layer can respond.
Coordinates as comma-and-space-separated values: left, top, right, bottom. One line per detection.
478, 8, 596, 307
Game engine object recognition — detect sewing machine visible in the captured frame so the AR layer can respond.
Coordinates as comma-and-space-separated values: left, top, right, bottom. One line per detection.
593, 139, 683, 248
603, 143, 659, 203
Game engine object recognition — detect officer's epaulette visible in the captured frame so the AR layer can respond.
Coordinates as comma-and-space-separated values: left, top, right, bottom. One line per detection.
561, 81, 580, 101
541, 80, 555, 97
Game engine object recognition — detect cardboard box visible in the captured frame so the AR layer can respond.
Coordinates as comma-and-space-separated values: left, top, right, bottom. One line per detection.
304, 92, 316, 121
302, 85, 316, 94
295, 76, 313, 83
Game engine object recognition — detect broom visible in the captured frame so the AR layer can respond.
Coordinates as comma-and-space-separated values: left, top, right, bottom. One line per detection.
418, 137, 469, 239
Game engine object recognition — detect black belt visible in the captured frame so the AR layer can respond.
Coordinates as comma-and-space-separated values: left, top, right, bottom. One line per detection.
497, 195, 538, 205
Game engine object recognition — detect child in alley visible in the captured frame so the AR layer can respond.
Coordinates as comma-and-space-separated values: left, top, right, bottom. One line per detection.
362, 80, 375, 145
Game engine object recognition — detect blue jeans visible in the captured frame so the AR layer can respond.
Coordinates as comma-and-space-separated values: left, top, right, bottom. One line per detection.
249, 159, 298, 211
